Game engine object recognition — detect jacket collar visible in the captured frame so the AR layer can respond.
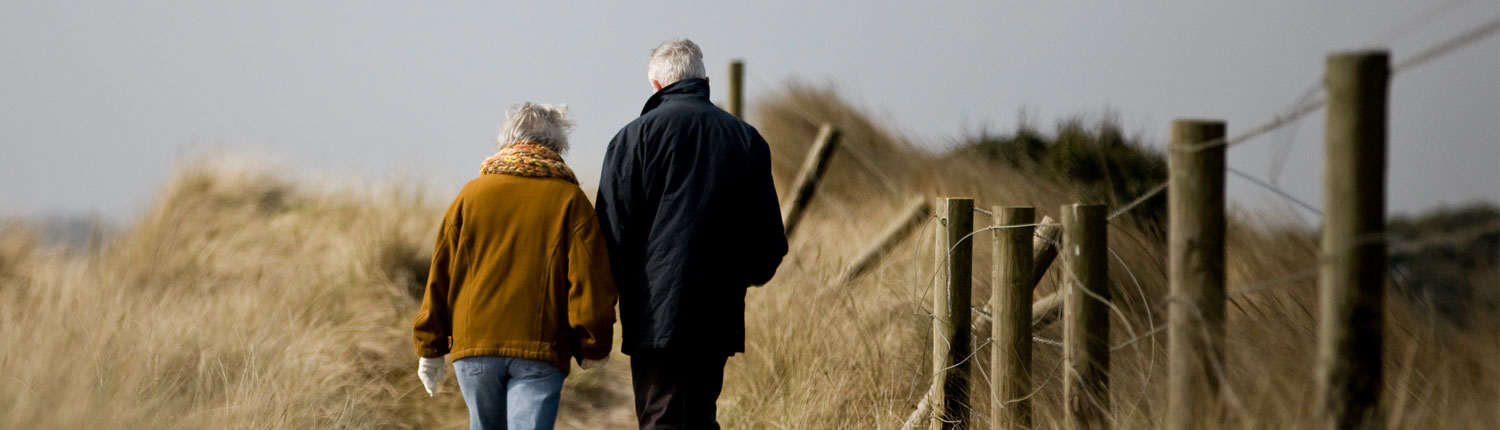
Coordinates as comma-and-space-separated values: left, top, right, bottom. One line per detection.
640, 78, 711, 115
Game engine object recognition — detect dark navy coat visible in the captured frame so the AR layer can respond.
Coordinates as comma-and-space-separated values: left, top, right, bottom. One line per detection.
595, 78, 788, 354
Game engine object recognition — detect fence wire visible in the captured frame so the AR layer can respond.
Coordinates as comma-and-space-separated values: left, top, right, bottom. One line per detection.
896, 15, 1500, 427
1106, 14, 1500, 223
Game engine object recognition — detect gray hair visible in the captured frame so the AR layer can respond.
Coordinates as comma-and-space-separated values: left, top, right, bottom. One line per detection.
648, 39, 707, 87
496, 102, 573, 154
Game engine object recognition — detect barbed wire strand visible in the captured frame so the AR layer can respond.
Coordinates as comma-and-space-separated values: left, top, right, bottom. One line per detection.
1393, 15, 1500, 72
1226, 167, 1325, 216
1107, 15, 1500, 223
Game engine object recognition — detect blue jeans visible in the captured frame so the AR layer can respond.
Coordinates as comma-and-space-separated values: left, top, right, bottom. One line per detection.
452, 356, 566, 430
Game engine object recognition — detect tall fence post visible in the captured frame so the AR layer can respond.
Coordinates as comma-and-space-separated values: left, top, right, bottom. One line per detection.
1315, 50, 1389, 430
992, 206, 1035, 430
932, 197, 974, 430
727, 60, 745, 118
1062, 203, 1110, 430
781, 124, 841, 238
1167, 120, 1227, 430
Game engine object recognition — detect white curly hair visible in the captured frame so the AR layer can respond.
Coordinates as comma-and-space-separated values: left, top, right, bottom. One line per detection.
496, 102, 573, 154
648, 38, 707, 88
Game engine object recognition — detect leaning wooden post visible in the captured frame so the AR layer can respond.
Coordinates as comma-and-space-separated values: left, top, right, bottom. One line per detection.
1315, 50, 1389, 430
1167, 119, 1227, 430
1062, 204, 1110, 430
727, 60, 745, 118
1031, 217, 1062, 289
932, 197, 974, 430
992, 207, 1035, 430
833, 196, 931, 286
781, 124, 841, 237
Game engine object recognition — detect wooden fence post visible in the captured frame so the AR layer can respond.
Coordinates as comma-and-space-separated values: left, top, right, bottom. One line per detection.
1316, 50, 1389, 430
972, 216, 1060, 350
1062, 204, 1110, 430
932, 197, 974, 430
727, 60, 745, 118
1167, 119, 1227, 430
992, 207, 1035, 430
781, 124, 841, 237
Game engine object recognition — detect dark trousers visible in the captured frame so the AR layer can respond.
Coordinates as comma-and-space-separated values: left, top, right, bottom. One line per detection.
630, 350, 731, 430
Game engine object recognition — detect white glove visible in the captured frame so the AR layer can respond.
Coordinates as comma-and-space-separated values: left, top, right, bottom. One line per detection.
418, 356, 446, 396
579, 356, 609, 370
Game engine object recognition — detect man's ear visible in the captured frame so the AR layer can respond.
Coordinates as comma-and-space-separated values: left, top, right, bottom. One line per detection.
651, 79, 664, 92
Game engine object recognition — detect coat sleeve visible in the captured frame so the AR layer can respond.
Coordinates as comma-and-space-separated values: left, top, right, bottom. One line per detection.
744, 131, 789, 286
595, 128, 637, 279
566, 205, 619, 362
412, 199, 461, 358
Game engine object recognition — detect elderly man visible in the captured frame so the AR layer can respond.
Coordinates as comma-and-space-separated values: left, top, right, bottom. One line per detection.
596, 39, 789, 430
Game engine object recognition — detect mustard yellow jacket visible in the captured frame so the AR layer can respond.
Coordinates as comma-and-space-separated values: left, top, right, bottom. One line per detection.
412, 173, 617, 374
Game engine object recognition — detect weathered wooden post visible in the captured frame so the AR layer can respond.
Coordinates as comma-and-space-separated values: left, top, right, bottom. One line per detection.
1031, 218, 1062, 289
932, 197, 974, 430
1315, 50, 1389, 430
833, 196, 932, 286
992, 207, 1035, 430
971, 216, 1060, 349
727, 60, 745, 118
781, 123, 840, 238
1062, 204, 1110, 430
1167, 119, 1227, 430
1027, 218, 1068, 331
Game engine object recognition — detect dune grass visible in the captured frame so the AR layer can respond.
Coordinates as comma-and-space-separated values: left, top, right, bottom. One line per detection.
1, 86, 1496, 429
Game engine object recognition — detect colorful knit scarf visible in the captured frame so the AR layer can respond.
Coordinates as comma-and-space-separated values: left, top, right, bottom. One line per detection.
479, 143, 578, 184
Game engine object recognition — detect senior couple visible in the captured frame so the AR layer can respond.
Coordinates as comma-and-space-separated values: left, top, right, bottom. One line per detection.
411, 39, 788, 430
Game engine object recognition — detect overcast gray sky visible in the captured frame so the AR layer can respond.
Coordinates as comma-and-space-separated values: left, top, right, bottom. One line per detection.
2, 1, 1497, 222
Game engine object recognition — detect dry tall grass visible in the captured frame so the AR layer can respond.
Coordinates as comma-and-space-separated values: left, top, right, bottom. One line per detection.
0, 158, 451, 428
1, 85, 1496, 429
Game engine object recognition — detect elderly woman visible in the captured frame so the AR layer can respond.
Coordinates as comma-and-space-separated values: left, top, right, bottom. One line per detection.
413, 103, 617, 430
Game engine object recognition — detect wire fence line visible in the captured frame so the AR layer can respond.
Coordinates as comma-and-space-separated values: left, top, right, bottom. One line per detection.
911, 11, 1499, 331
1104, 14, 1500, 224
899, 197, 1496, 426
1225, 167, 1324, 216
1393, 15, 1500, 72
893, 16, 1500, 426
900, 189, 1500, 425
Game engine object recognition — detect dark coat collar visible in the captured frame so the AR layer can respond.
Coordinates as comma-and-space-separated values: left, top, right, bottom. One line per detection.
640, 78, 711, 115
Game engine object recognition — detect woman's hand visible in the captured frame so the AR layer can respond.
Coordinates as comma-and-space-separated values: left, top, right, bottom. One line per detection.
417, 356, 447, 396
